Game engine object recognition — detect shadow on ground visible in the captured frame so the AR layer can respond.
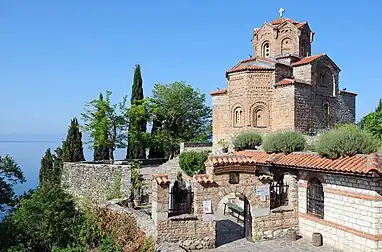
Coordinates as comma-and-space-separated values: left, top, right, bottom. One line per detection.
215, 219, 244, 247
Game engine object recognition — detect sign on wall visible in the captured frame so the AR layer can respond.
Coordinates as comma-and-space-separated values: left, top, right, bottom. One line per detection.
256, 185, 270, 196
202, 200, 212, 214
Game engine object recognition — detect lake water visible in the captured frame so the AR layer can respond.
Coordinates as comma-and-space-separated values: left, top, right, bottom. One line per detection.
0, 141, 126, 195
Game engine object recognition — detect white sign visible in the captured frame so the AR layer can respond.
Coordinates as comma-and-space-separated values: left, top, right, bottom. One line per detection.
260, 195, 266, 202
256, 185, 270, 196
202, 200, 212, 214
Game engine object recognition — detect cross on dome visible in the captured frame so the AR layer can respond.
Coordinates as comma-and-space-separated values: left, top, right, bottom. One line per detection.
279, 8, 285, 17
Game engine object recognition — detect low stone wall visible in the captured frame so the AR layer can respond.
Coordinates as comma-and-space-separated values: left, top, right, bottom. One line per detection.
156, 215, 215, 250
180, 142, 212, 154
62, 162, 131, 203
298, 171, 382, 252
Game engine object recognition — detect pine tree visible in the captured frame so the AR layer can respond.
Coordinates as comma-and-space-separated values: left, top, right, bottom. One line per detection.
127, 64, 147, 159
93, 93, 110, 161
62, 118, 85, 162
39, 149, 54, 185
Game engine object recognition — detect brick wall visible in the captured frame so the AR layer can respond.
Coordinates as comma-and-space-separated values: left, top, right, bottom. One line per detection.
298, 171, 382, 252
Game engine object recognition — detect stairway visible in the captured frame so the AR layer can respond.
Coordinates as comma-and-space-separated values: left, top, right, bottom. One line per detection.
139, 156, 181, 203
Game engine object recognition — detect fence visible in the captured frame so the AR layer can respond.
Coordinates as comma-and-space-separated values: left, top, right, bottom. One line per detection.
168, 185, 193, 217
270, 181, 289, 209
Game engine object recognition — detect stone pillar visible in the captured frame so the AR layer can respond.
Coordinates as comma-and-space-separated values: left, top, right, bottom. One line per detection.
284, 173, 299, 210
151, 174, 170, 242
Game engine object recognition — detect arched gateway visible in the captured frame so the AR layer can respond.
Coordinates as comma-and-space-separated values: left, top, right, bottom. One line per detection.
151, 153, 299, 250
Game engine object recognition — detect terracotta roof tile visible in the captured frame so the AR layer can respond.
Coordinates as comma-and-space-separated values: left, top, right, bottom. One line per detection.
271, 18, 298, 25
194, 174, 214, 184
152, 174, 170, 185
292, 54, 324, 67
295, 22, 307, 29
208, 154, 257, 167
210, 88, 227, 96
233, 151, 382, 176
276, 78, 295, 86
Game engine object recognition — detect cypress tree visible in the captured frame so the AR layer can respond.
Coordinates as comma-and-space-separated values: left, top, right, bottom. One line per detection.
93, 93, 110, 161
62, 118, 85, 162
39, 148, 54, 185
127, 64, 147, 159
52, 147, 63, 184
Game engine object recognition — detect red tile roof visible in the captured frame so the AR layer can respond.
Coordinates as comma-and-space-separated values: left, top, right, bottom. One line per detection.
226, 65, 274, 75
194, 174, 214, 184
209, 151, 382, 176
152, 174, 170, 185
210, 88, 227, 96
275, 78, 295, 86
208, 155, 256, 167
271, 18, 298, 25
292, 54, 324, 67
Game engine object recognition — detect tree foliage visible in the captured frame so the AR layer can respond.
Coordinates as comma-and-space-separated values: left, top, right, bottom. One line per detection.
0, 155, 25, 210
0, 185, 83, 252
82, 91, 128, 160
148, 81, 212, 158
179, 151, 209, 176
316, 124, 379, 159
263, 132, 306, 154
127, 64, 147, 160
39, 148, 63, 186
62, 118, 85, 162
232, 131, 262, 151
359, 99, 382, 142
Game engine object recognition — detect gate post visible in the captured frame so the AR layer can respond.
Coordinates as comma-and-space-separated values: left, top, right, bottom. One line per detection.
152, 174, 170, 243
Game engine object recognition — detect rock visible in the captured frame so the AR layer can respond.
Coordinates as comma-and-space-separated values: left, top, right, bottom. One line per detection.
155, 242, 187, 252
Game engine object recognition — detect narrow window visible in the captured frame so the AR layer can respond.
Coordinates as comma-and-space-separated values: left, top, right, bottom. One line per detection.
307, 178, 324, 218
262, 42, 270, 58
323, 103, 329, 128
233, 107, 243, 127
270, 180, 289, 209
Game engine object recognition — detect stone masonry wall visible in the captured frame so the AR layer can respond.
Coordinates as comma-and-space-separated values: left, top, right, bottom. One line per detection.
62, 162, 131, 203
298, 171, 382, 252
337, 91, 356, 124
272, 85, 295, 132
152, 176, 215, 250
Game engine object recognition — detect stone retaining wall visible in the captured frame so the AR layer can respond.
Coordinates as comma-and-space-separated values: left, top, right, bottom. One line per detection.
298, 171, 382, 252
62, 162, 131, 203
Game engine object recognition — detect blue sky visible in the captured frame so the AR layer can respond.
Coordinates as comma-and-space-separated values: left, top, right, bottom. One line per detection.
1, 1, 381, 136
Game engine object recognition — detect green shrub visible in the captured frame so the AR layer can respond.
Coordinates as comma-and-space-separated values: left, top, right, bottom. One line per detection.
263, 132, 306, 154
315, 124, 379, 159
179, 151, 209, 176
107, 170, 123, 200
232, 131, 262, 151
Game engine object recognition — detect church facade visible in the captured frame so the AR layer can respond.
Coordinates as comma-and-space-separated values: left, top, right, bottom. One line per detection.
211, 16, 356, 147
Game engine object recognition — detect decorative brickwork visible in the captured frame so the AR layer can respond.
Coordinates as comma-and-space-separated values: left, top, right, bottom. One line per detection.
211, 17, 356, 152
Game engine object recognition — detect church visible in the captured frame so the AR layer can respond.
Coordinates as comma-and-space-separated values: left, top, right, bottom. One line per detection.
211, 11, 356, 147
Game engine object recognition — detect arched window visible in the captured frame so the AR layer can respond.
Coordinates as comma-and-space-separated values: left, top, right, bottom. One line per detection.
307, 178, 324, 218
281, 38, 292, 55
262, 42, 270, 58
233, 107, 243, 127
253, 106, 269, 128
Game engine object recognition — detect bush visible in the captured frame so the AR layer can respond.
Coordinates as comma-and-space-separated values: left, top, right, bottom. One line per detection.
263, 132, 306, 154
179, 151, 209, 176
315, 124, 379, 159
232, 131, 262, 151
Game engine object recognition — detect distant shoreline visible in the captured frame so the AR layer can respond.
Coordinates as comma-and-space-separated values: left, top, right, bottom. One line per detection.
0, 141, 62, 143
